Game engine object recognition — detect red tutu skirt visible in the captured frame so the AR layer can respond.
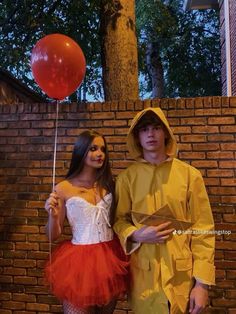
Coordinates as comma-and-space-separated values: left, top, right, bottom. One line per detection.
44, 237, 129, 308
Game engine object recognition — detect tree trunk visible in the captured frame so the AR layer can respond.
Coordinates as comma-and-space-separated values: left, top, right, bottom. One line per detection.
146, 42, 164, 98
100, 0, 139, 101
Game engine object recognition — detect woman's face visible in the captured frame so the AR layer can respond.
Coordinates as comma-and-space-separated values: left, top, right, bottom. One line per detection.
84, 136, 106, 169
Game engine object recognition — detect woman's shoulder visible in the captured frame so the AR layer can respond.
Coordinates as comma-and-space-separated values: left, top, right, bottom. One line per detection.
55, 179, 70, 190
55, 180, 71, 200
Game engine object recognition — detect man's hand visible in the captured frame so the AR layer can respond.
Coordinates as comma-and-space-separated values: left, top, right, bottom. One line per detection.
189, 281, 209, 313
129, 222, 174, 244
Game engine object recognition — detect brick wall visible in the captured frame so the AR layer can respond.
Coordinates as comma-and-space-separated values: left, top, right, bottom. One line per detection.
0, 97, 236, 313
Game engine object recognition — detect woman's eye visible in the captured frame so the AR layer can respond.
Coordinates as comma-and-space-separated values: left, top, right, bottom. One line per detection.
90, 146, 96, 152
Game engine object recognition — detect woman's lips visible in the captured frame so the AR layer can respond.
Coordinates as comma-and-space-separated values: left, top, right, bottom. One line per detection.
95, 159, 103, 163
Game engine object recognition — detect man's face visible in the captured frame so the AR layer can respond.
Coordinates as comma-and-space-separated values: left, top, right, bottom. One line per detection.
138, 123, 166, 154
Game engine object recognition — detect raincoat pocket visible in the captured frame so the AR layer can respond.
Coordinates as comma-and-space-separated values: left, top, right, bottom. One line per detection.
131, 257, 161, 299
174, 257, 193, 297
175, 258, 192, 271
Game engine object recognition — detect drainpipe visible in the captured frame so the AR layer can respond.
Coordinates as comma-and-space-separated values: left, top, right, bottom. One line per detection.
224, 0, 232, 96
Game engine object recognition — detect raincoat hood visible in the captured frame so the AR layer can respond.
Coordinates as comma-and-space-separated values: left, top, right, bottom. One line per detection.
127, 107, 178, 160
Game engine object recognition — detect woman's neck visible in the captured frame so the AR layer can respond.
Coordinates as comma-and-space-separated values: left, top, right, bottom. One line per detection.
73, 167, 97, 188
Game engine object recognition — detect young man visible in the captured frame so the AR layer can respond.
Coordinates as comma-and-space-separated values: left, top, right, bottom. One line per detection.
114, 107, 215, 314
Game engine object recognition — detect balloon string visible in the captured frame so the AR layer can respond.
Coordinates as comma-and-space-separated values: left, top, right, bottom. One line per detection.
52, 100, 59, 191
49, 99, 59, 289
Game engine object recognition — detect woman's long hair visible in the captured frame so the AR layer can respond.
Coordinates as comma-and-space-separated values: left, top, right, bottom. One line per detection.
66, 130, 115, 223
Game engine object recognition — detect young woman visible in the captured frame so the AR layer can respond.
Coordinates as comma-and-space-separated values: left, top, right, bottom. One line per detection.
44, 130, 129, 314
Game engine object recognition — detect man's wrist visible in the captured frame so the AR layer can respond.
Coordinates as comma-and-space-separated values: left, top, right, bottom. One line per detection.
128, 230, 139, 243
195, 280, 209, 290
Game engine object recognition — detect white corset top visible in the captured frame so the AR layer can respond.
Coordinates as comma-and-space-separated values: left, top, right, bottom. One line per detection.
66, 193, 113, 245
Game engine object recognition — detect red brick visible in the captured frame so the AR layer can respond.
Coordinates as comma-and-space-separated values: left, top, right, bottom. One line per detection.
215, 269, 226, 279
216, 280, 235, 289
116, 111, 135, 119
207, 169, 234, 177
90, 112, 115, 120
212, 299, 236, 307
191, 161, 218, 168
31, 121, 54, 128
103, 120, 127, 127
26, 303, 49, 311
3, 267, 26, 276
204, 178, 220, 186
207, 151, 234, 159
10, 226, 39, 234
223, 214, 236, 223
168, 109, 195, 117
216, 241, 236, 250
222, 195, 236, 204
181, 135, 207, 142
226, 269, 236, 280
192, 143, 220, 151
179, 152, 206, 159
221, 178, 236, 186
14, 276, 37, 285
0, 292, 11, 301
171, 126, 192, 134
220, 125, 236, 133
222, 108, 236, 115
208, 117, 235, 124
195, 108, 222, 116
181, 117, 207, 125
0, 275, 13, 283
106, 136, 127, 143
220, 143, 236, 150
12, 293, 36, 302
178, 143, 192, 151
192, 126, 219, 133
1, 302, 25, 310
209, 186, 235, 195
13, 259, 36, 268
134, 98, 147, 109
15, 243, 39, 251
114, 128, 130, 135
117, 101, 126, 111
219, 161, 236, 168
225, 251, 236, 260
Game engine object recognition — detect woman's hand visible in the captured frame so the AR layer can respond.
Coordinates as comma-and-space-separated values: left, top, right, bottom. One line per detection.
129, 222, 175, 244
45, 192, 61, 218
45, 191, 65, 241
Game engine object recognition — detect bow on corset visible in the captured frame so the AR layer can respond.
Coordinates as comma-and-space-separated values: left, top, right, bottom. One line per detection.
94, 204, 111, 227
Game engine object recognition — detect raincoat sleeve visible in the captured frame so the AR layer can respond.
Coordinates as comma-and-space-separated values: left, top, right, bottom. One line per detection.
189, 170, 215, 285
113, 174, 141, 255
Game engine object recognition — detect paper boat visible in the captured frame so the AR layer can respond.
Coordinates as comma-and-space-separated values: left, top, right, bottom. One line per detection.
132, 204, 193, 231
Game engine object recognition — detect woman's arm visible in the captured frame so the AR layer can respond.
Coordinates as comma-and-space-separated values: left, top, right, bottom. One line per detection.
45, 189, 66, 241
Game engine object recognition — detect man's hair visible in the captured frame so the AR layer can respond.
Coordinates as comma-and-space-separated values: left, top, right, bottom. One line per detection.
133, 111, 163, 137
132, 111, 170, 148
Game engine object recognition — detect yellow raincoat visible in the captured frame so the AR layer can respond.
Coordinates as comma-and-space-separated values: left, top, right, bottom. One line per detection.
114, 107, 215, 314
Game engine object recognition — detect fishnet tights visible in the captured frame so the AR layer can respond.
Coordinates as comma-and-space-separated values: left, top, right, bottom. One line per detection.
63, 299, 117, 314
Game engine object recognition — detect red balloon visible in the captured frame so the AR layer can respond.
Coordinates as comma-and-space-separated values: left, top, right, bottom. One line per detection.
31, 34, 86, 100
